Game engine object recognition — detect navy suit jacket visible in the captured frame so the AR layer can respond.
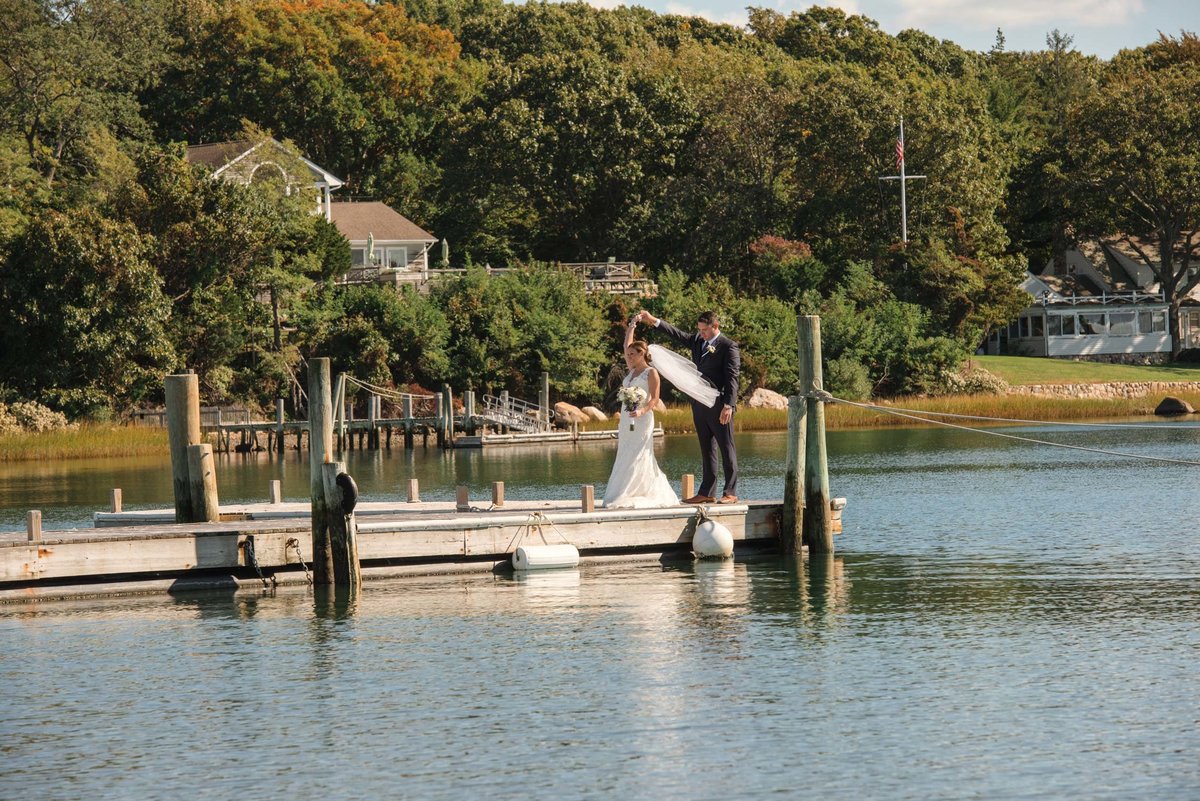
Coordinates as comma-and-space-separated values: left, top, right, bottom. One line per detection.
656, 319, 740, 409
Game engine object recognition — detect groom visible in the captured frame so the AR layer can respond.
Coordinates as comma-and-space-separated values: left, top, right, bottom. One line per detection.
635, 309, 739, 503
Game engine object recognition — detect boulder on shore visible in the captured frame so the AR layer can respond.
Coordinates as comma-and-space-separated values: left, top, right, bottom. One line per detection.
580, 405, 608, 422
747, 387, 788, 410
1154, 396, 1195, 415
553, 401, 589, 425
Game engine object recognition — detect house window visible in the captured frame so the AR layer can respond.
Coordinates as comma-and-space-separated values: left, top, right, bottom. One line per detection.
1007, 321, 1019, 339
1030, 315, 1045, 337
1019, 317, 1031, 338
382, 246, 409, 270
1138, 310, 1166, 333
1048, 314, 1075, 336
351, 248, 366, 267
1079, 313, 1106, 335
1109, 312, 1134, 336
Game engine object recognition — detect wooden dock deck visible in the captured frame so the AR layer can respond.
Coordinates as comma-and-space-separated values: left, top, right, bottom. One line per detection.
1, 499, 784, 601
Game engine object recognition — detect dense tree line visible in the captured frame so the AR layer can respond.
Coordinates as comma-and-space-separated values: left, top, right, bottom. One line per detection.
0, 0, 1197, 417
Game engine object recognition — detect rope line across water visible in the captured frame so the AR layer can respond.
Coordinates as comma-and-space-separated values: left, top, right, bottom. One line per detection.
813, 392, 1200, 467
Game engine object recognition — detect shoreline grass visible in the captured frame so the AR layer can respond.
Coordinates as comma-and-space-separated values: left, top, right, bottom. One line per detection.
3, 388, 1199, 462
0, 425, 168, 463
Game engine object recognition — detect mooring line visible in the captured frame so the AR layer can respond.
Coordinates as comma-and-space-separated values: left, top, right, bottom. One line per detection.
817, 393, 1200, 467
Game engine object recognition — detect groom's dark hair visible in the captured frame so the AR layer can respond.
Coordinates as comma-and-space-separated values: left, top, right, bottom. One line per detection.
697, 311, 719, 327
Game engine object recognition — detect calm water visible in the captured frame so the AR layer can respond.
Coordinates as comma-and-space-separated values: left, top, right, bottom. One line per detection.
3, 424, 1200, 799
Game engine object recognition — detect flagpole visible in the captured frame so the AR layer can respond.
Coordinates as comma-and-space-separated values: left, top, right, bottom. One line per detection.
899, 117, 907, 244
878, 117, 925, 247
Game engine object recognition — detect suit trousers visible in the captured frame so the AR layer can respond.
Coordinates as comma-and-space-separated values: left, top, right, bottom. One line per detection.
692, 401, 737, 497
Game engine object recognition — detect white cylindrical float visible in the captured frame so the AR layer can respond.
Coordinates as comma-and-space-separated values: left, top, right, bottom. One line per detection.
512, 543, 580, 571
692, 516, 734, 559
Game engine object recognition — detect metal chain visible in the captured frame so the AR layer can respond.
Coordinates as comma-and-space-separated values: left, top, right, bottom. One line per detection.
285, 537, 313, 585
242, 535, 275, 589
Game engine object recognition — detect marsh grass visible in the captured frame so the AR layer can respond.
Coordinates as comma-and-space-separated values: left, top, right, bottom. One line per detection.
0, 425, 168, 462
5, 389, 1200, 462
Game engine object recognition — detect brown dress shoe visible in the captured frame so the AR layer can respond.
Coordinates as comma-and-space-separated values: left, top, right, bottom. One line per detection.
683, 494, 716, 504
719, 494, 739, 504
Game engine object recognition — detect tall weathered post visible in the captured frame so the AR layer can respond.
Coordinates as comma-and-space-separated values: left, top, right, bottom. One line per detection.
799, 316, 833, 553
165, 373, 201, 523
540, 372, 550, 428
781, 392, 808, 554
322, 462, 361, 589
309, 358, 335, 584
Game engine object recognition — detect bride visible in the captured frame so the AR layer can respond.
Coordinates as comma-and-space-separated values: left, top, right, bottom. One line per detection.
602, 320, 679, 508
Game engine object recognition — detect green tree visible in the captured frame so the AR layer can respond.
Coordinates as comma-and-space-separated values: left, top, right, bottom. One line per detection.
0, 0, 173, 187
146, 0, 470, 221
433, 265, 607, 399
438, 51, 695, 265
0, 207, 174, 415
1068, 46, 1200, 357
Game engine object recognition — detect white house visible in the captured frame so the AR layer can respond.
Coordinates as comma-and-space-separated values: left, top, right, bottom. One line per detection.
186, 139, 440, 288
329, 201, 439, 286
185, 139, 343, 221
986, 240, 1200, 361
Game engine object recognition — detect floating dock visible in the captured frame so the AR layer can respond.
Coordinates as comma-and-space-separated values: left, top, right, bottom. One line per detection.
1, 498, 785, 601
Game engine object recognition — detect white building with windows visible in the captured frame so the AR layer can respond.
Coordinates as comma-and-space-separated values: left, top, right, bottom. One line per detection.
329, 201, 439, 286
186, 138, 439, 288
986, 242, 1200, 360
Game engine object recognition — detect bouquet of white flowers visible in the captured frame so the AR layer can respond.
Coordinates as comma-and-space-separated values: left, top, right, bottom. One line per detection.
616, 385, 648, 431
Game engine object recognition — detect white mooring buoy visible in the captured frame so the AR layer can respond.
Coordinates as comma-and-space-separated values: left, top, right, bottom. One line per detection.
512, 543, 580, 571
692, 513, 734, 559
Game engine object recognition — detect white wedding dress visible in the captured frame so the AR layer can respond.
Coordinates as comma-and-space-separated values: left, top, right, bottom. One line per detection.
602, 369, 680, 508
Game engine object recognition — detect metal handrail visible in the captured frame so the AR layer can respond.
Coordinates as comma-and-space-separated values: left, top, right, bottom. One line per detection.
479, 394, 551, 432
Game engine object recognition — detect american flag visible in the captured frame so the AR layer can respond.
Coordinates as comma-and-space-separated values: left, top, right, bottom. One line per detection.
895, 136, 905, 170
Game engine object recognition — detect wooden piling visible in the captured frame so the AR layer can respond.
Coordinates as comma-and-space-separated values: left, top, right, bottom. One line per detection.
186, 443, 220, 523
456, 485, 470, 511
26, 510, 41, 543
464, 391, 476, 435
681, 474, 695, 500
275, 399, 285, 454
799, 315, 833, 554
322, 462, 361, 589
402, 397, 414, 449
581, 485, 595, 513
110, 488, 123, 514
782, 394, 807, 554
269, 480, 282, 505
434, 392, 444, 448
164, 373, 201, 523
492, 481, 505, 508
334, 372, 347, 454
309, 357, 335, 584
540, 372, 550, 428
407, 478, 420, 503
442, 384, 454, 449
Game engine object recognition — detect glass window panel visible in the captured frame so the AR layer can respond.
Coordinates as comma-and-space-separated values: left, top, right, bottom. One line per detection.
1019, 317, 1031, 338
1079, 313, 1106, 335
1061, 314, 1076, 335
351, 248, 366, 267
1047, 316, 1062, 336
1138, 310, 1166, 333
1109, 312, 1134, 336
1031, 316, 1045, 337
